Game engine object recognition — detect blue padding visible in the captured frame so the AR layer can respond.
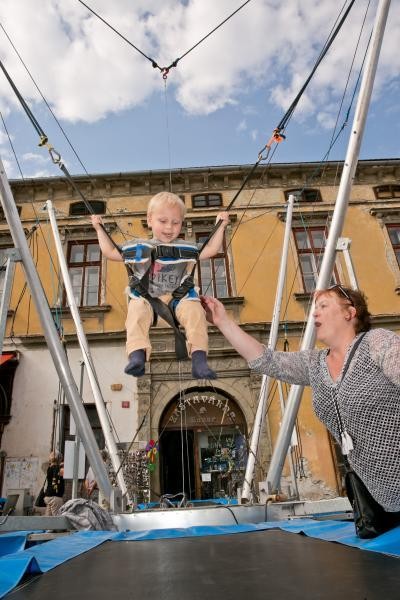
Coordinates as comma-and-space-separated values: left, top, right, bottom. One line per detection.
1, 519, 399, 597
191, 498, 238, 505
0, 554, 41, 597
136, 498, 238, 510
113, 524, 261, 542
0, 531, 30, 558
113, 518, 400, 558
0, 531, 112, 598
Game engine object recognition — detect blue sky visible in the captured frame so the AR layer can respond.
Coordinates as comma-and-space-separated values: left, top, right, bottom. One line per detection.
0, 0, 399, 178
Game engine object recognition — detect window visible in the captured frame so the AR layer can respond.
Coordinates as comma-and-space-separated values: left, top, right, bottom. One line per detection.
374, 185, 400, 200
69, 201, 105, 216
66, 241, 101, 306
62, 404, 105, 451
387, 225, 400, 268
192, 194, 222, 209
284, 189, 322, 203
293, 227, 337, 293
196, 233, 231, 297
0, 206, 22, 221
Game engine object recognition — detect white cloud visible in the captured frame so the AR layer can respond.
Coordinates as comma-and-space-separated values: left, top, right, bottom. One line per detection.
237, 119, 247, 132
0, 130, 9, 145
2, 157, 16, 178
0, 0, 398, 130
22, 168, 52, 178
250, 129, 258, 142
317, 112, 337, 131
22, 152, 49, 163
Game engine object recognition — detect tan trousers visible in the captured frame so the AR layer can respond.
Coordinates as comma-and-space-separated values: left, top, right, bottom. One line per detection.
44, 495, 64, 516
125, 295, 209, 359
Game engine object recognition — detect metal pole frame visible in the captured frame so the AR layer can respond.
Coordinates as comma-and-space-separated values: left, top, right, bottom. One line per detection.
46, 200, 129, 501
241, 193, 295, 502
0, 248, 19, 355
0, 160, 113, 502
266, 0, 392, 493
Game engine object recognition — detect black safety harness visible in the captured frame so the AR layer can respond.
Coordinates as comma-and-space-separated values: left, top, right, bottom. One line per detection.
123, 242, 200, 360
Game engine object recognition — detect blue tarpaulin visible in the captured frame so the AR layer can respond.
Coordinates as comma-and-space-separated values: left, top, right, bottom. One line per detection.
0, 531, 31, 558
0, 519, 399, 598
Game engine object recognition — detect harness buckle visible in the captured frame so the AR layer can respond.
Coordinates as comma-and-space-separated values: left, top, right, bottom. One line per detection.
155, 246, 177, 259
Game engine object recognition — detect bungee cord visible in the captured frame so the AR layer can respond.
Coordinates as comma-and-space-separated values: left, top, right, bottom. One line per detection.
0, 0, 359, 282
257, 0, 357, 159
0, 54, 192, 357
0, 111, 23, 179
0, 0, 372, 501
77, 0, 253, 80
0, 19, 142, 262
0, 21, 92, 179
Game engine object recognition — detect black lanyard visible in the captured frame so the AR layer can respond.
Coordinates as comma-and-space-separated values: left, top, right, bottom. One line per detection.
331, 333, 366, 453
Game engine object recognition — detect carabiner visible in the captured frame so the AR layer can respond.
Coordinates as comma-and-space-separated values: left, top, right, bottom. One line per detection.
48, 146, 62, 165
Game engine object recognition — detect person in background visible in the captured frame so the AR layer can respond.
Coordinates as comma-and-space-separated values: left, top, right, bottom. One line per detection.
201, 286, 400, 532
43, 450, 65, 516
83, 449, 109, 503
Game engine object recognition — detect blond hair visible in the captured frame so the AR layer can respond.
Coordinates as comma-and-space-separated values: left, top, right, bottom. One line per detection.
147, 192, 186, 218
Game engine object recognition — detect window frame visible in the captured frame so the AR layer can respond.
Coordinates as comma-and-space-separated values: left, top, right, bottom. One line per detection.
192, 193, 223, 209
196, 232, 232, 298
373, 185, 400, 200
284, 189, 322, 203
386, 224, 400, 269
292, 225, 338, 293
69, 200, 106, 216
65, 239, 102, 307
0, 206, 22, 221
61, 403, 105, 452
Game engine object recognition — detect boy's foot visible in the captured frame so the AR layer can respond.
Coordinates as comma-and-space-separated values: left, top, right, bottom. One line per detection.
191, 350, 217, 380
124, 350, 146, 377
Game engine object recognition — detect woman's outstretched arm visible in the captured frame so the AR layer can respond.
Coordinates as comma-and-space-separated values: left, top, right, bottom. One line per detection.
201, 296, 264, 362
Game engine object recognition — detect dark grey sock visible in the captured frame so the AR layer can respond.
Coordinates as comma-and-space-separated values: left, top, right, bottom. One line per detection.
191, 350, 217, 380
124, 349, 146, 377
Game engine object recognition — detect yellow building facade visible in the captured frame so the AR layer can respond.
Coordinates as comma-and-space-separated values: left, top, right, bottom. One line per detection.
1, 158, 399, 503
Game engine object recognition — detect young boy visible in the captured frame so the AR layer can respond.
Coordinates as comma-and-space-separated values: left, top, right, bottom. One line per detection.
91, 192, 229, 379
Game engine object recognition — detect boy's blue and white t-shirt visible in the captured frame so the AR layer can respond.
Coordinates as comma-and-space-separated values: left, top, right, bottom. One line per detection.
121, 238, 199, 298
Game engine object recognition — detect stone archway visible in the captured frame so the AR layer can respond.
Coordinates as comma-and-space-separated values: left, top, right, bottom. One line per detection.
159, 387, 248, 500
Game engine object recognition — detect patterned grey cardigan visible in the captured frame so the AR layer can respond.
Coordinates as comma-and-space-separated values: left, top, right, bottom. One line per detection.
248, 328, 400, 512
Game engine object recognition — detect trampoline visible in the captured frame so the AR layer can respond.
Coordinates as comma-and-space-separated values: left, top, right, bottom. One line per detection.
7, 527, 400, 600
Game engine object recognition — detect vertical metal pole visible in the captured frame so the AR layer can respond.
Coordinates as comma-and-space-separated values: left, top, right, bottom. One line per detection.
266, 0, 391, 493
0, 160, 113, 502
241, 194, 295, 502
46, 200, 129, 501
0, 249, 19, 354
277, 381, 299, 499
337, 238, 358, 289
71, 362, 84, 499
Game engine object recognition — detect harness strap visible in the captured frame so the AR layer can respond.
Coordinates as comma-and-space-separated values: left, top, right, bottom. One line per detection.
171, 275, 196, 301
127, 269, 188, 361
123, 243, 199, 262
154, 245, 198, 260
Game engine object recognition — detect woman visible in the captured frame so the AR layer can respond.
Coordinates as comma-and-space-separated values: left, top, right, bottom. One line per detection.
201, 286, 400, 528
43, 451, 65, 516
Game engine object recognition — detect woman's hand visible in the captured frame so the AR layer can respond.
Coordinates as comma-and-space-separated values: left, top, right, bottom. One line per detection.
201, 295, 264, 361
201, 296, 228, 328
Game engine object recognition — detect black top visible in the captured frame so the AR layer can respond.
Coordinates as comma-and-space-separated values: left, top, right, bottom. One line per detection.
44, 464, 64, 497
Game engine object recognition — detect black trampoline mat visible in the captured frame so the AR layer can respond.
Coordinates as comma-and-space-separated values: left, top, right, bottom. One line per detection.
8, 530, 400, 600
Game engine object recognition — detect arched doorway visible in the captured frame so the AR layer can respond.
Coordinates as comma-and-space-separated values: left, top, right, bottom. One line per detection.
159, 388, 247, 500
